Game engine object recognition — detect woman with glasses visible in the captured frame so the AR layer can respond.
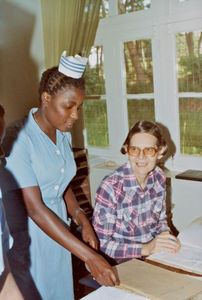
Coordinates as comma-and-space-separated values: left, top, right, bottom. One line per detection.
93, 120, 180, 264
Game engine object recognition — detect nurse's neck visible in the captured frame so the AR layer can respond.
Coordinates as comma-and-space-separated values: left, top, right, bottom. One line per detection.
33, 109, 56, 144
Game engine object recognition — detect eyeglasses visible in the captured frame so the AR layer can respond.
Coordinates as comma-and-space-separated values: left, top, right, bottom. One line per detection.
127, 146, 158, 157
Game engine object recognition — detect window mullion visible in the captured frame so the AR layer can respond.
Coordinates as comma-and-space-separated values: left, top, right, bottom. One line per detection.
103, 40, 129, 161
152, 24, 180, 169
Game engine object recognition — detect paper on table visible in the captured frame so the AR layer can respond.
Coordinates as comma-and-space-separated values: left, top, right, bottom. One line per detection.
148, 243, 202, 275
115, 258, 202, 300
148, 220, 202, 275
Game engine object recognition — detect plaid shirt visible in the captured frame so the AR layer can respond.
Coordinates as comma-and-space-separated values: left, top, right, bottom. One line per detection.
92, 162, 169, 260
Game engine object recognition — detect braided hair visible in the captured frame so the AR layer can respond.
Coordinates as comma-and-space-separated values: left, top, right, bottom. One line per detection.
38, 66, 85, 103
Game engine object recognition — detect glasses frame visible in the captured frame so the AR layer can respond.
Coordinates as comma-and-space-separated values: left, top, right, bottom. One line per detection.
127, 145, 159, 157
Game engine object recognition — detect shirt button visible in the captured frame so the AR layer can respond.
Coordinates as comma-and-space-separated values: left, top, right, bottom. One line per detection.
50, 200, 55, 205
61, 168, 64, 173
56, 150, 60, 155
54, 185, 59, 190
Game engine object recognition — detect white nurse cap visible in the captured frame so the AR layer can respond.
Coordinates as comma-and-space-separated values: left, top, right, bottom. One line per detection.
58, 51, 88, 79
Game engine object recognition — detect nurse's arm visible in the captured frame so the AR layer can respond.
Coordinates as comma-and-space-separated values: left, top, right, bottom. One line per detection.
63, 187, 98, 250
21, 186, 119, 287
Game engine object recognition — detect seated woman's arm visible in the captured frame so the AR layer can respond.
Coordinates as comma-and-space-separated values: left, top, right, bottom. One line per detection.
141, 190, 181, 256
93, 184, 142, 260
141, 231, 181, 256
155, 190, 170, 234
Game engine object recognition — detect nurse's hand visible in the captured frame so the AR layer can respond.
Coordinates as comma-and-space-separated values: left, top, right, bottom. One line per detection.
86, 254, 120, 287
81, 222, 99, 250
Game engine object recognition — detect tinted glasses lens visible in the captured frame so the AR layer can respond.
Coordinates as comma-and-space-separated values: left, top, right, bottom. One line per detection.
128, 146, 157, 157
143, 147, 157, 157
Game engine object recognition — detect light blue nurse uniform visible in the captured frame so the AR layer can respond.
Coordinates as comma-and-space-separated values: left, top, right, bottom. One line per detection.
5, 108, 76, 300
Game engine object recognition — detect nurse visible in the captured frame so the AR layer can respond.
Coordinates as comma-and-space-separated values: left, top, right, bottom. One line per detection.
5, 52, 119, 299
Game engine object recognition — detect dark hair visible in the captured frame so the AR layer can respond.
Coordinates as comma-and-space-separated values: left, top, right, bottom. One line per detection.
38, 66, 85, 102
121, 120, 168, 156
0, 104, 5, 118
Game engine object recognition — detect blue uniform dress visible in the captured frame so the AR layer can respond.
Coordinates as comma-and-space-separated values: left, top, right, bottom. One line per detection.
5, 108, 76, 300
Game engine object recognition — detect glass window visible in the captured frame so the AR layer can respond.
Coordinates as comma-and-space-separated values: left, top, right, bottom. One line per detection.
177, 31, 202, 93
124, 39, 155, 127
100, 0, 109, 18
83, 46, 109, 148
179, 98, 202, 155
127, 99, 155, 129
118, 0, 151, 14
177, 30, 202, 155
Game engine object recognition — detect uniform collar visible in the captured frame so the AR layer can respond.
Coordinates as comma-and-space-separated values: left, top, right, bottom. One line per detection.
28, 108, 66, 143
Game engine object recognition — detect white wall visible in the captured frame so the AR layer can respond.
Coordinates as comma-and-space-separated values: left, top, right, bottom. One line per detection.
171, 178, 202, 232
0, 0, 44, 124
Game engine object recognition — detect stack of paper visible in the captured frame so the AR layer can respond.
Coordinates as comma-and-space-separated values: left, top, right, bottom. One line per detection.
115, 259, 202, 300
148, 218, 202, 275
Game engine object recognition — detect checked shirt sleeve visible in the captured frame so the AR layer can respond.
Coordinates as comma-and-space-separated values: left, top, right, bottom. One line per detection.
155, 176, 170, 234
92, 180, 142, 259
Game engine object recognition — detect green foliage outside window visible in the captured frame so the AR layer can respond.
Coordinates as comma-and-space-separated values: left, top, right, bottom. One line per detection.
84, 65, 106, 96
83, 30, 202, 154
84, 99, 109, 147
177, 31, 202, 155
124, 39, 153, 94
83, 46, 109, 148
118, 0, 151, 14
127, 99, 155, 129
179, 98, 202, 156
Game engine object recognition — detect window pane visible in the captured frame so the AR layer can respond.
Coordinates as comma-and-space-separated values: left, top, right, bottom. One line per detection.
177, 30, 202, 156
84, 99, 109, 147
124, 39, 155, 128
100, 0, 109, 18
84, 46, 109, 147
124, 39, 154, 94
179, 98, 202, 156
177, 31, 202, 92
127, 99, 155, 129
118, 0, 151, 14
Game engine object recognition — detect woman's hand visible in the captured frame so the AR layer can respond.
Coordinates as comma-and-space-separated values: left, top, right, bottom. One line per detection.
141, 231, 181, 256
81, 222, 99, 250
86, 253, 120, 287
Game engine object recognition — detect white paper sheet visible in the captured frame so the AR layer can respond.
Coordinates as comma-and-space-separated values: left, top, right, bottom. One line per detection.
148, 217, 202, 275
81, 286, 149, 300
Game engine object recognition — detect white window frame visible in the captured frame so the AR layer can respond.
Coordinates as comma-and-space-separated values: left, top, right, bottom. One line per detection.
85, 0, 202, 171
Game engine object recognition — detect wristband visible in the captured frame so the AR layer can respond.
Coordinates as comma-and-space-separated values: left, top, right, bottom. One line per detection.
73, 207, 85, 226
